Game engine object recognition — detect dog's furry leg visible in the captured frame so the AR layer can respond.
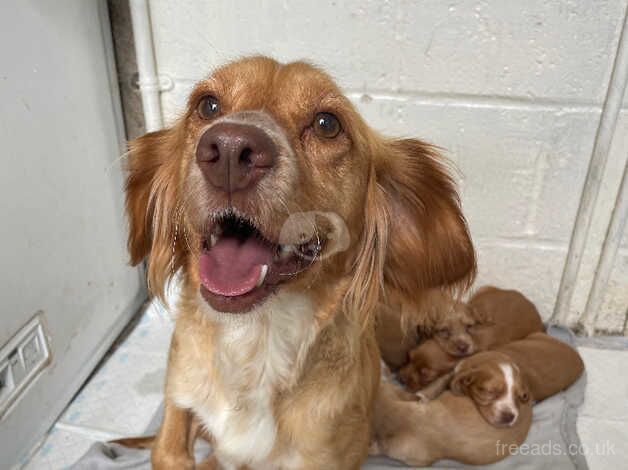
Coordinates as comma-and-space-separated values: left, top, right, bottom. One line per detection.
151, 399, 195, 470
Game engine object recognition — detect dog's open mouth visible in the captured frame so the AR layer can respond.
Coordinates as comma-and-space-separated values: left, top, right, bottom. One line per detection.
199, 211, 322, 313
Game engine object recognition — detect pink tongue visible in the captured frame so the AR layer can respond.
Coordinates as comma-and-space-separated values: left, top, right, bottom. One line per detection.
200, 236, 273, 297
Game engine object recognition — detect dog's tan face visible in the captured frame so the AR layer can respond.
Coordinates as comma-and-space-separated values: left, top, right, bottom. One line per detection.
125, 56, 476, 317
180, 59, 371, 312
398, 339, 457, 391
432, 303, 479, 356
451, 353, 530, 427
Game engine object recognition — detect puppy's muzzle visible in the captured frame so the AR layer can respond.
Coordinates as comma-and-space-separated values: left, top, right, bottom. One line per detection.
196, 122, 276, 194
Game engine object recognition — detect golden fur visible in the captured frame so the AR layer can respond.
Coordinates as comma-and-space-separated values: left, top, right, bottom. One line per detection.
124, 56, 476, 469
397, 338, 458, 392
371, 381, 532, 466
396, 286, 545, 390
465, 286, 545, 349
451, 332, 584, 427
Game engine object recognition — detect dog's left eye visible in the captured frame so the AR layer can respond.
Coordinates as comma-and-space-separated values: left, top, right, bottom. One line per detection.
197, 95, 220, 119
313, 112, 341, 138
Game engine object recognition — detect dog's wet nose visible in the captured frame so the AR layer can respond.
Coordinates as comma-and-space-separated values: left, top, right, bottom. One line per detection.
499, 411, 516, 425
196, 122, 276, 194
454, 340, 470, 355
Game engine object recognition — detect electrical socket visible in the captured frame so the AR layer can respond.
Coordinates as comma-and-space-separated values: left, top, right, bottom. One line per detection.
0, 313, 51, 420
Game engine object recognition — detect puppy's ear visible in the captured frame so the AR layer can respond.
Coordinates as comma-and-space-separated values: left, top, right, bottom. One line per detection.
416, 324, 432, 340
377, 139, 476, 294
450, 369, 475, 396
124, 126, 186, 299
518, 386, 531, 404
469, 305, 494, 326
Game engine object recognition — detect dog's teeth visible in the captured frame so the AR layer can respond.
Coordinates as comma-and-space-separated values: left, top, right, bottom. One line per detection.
256, 264, 269, 288
210, 233, 218, 247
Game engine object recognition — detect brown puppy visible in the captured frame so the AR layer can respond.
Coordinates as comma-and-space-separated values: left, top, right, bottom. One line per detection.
376, 288, 470, 369
399, 286, 544, 390
397, 339, 458, 392
451, 332, 584, 427
466, 286, 545, 350
371, 382, 532, 466
421, 290, 489, 356
124, 56, 475, 469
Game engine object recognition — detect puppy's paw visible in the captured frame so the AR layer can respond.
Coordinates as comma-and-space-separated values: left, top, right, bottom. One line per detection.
415, 391, 430, 403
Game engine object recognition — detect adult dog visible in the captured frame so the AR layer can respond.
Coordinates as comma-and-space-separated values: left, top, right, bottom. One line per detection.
125, 56, 475, 469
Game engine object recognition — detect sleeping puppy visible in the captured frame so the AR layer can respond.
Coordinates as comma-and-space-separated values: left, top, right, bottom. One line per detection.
450, 332, 584, 427
371, 381, 532, 466
399, 286, 544, 390
421, 289, 488, 357
124, 56, 475, 469
375, 288, 451, 370
465, 286, 545, 349
423, 285, 544, 356
397, 339, 458, 392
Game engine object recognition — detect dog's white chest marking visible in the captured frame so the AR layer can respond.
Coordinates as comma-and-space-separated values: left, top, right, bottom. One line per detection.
174, 292, 316, 468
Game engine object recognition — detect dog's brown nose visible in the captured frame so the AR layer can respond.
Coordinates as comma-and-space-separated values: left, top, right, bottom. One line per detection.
499, 411, 516, 425
454, 340, 470, 355
196, 122, 276, 194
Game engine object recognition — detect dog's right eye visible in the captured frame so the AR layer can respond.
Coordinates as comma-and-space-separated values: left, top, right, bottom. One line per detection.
197, 96, 220, 119
437, 329, 450, 338
313, 112, 341, 138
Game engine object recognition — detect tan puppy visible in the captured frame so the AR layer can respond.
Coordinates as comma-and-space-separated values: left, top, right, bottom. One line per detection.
451, 332, 584, 427
124, 56, 476, 469
376, 288, 473, 369
466, 286, 545, 350
398, 286, 544, 390
422, 290, 489, 357
371, 382, 532, 466
397, 339, 458, 392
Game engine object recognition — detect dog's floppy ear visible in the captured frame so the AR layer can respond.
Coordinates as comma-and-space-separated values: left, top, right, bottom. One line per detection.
125, 129, 169, 264
450, 369, 476, 396
377, 139, 476, 294
124, 126, 186, 299
345, 139, 475, 329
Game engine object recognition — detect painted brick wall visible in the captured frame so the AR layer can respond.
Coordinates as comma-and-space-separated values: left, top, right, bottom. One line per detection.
143, 0, 628, 325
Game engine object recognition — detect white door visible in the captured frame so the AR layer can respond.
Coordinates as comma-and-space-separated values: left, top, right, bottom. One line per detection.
0, 1, 145, 466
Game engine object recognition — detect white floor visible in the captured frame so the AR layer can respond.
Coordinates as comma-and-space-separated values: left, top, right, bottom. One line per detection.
22, 301, 628, 470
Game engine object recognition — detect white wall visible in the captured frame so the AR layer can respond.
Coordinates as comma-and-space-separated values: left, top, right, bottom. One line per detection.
143, 0, 628, 328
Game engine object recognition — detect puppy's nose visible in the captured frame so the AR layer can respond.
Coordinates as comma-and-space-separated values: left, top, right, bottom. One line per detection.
196, 122, 276, 194
454, 340, 470, 354
499, 411, 516, 425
